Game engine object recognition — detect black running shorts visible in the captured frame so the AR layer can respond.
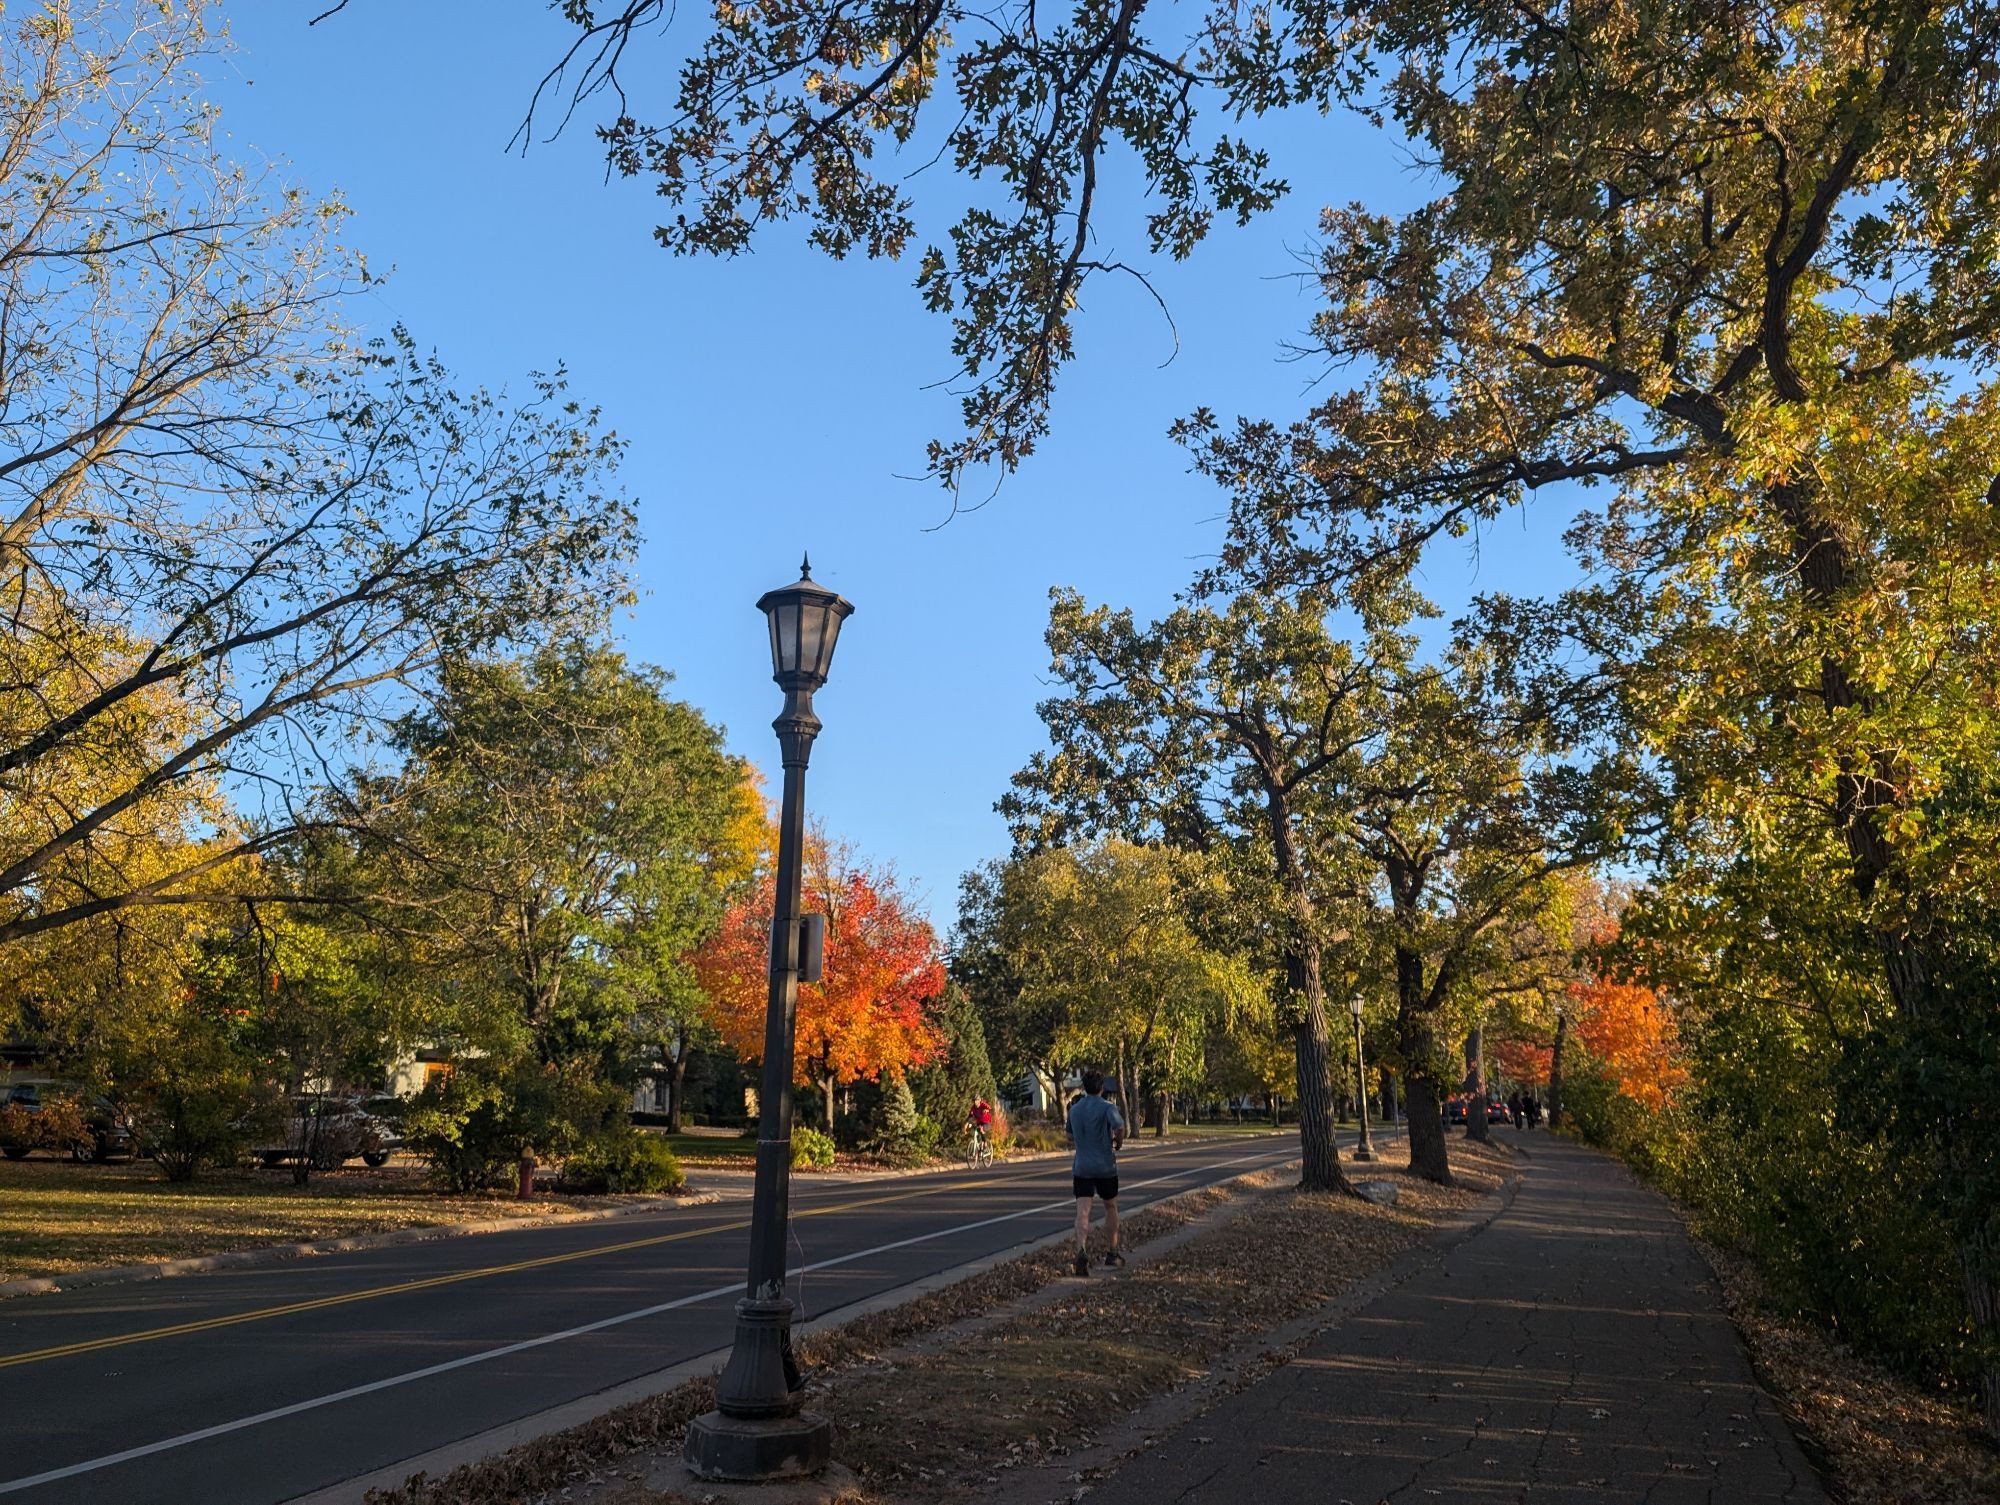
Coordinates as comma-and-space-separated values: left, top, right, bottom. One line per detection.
1072, 1175, 1118, 1201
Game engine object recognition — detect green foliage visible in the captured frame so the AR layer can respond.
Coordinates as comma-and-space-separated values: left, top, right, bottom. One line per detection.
790, 1125, 836, 1170
402, 1067, 519, 1193
1566, 988, 1978, 1392
954, 839, 1262, 1122
404, 1060, 623, 1193
909, 983, 998, 1136
131, 1034, 278, 1185
367, 647, 747, 1071
561, 1131, 685, 1195
867, 1075, 940, 1168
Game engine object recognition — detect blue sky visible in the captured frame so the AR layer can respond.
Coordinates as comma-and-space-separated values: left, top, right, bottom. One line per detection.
215, 3, 1576, 926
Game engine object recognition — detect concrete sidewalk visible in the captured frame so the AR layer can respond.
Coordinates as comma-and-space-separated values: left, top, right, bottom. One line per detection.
1087, 1135, 1825, 1505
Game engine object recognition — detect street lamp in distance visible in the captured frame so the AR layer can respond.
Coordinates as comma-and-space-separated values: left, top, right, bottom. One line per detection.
1348, 993, 1377, 1163
684, 556, 853, 1484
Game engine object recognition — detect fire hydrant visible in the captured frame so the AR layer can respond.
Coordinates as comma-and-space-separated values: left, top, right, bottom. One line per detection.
517, 1152, 537, 1199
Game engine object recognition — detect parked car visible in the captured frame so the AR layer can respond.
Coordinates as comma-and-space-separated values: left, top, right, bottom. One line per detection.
1486, 1098, 1510, 1124
1443, 1096, 1470, 1124
255, 1095, 391, 1170
354, 1095, 407, 1159
0, 1080, 136, 1162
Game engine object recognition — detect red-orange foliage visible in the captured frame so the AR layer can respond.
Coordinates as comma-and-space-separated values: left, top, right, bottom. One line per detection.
1569, 975, 1687, 1110
1491, 1035, 1551, 1089
693, 846, 944, 1106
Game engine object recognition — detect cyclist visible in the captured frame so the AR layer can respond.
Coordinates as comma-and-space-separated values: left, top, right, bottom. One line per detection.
966, 1096, 995, 1165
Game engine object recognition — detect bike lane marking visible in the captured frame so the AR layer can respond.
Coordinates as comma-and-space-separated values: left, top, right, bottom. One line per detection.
0, 1144, 1299, 1494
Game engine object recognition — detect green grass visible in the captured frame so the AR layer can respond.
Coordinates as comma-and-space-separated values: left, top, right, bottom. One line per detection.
651, 1130, 757, 1163
1166, 1119, 1295, 1135
0, 1155, 668, 1282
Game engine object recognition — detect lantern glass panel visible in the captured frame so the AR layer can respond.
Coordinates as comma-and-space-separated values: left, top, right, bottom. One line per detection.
775, 603, 801, 674
799, 601, 829, 680
817, 601, 846, 677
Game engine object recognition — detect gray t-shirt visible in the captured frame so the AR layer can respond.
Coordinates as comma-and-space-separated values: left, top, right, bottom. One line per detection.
1067, 1094, 1124, 1177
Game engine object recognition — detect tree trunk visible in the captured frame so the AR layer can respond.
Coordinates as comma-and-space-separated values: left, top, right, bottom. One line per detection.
823, 1072, 836, 1136
1548, 1014, 1568, 1130
1403, 1071, 1453, 1184
665, 1051, 689, 1133
1288, 932, 1348, 1194
1292, 1011, 1347, 1191
1394, 936, 1453, 1184
1115, 1038, 1130, 1129
1155, 1088, 1169, 1138
1462, 1023, 1490, 1144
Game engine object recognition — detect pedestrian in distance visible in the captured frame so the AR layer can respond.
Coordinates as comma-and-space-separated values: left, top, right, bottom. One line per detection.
1066, 1068, 1125, 1276
1508, 1090, 1525, 1130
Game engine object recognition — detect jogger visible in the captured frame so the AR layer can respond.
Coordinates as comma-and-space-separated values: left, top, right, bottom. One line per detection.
1066, 1068, 1126, 1275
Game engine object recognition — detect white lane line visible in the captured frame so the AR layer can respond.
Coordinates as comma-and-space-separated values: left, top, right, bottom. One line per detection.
0, 1144, 1298, 1494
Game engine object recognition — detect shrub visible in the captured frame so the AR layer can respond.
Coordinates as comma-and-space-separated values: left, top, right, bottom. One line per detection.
0, 1096, 87, 1158
0, 1102, 33, 1156
562, 1131, 685, 1194
1008, 1119, 1068, 1153
791, 1125, 835, 1169
405, 1059, 625, 1193
867, 1075, 940, 1167
129, 1046, 278, 1183
403, 1067, 519, 1192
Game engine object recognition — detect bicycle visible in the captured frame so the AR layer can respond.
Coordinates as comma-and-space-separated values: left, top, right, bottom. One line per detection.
964, 1125, 994, 1169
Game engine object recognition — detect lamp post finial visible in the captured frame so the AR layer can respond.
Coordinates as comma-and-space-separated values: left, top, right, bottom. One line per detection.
800, 553, 813, 581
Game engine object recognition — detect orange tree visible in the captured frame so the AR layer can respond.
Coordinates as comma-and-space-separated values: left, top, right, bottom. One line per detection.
1567, 977, 1687, 1115
694, 844, 944, 1134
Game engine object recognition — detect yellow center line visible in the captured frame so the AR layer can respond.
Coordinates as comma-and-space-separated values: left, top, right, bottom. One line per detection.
0, 1161, 1070, 1371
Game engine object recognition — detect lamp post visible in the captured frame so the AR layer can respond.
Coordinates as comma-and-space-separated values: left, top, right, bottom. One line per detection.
1348, 993, 1377, 1162
684, 557, 852, 1483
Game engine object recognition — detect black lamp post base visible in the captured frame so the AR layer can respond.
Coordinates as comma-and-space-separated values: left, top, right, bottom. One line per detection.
684, 1409, 833, 1482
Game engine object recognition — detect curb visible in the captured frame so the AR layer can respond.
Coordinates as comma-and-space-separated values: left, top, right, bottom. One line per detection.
0, 1191, 728, 1301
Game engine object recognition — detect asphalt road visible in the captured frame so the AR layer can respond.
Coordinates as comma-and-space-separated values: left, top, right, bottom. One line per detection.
0, 1130, 1323, 1504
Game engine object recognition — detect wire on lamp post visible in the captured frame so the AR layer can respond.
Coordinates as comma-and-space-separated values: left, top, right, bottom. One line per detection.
684, 556, 852, 1483
1348, 992, 1377, 1163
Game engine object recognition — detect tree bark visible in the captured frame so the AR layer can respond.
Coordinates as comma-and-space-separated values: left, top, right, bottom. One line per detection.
665, 1052, 689, 1134
1393, 933, 1453, 1184
1964, 1242, 2000, 1440
1402, 1071, 1452, 1184
823, 1072, 836, 1136
1548, 1014, 1567, 1131
1292, 1003, 1346, 1192
1462, 1023, 1490, 1143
